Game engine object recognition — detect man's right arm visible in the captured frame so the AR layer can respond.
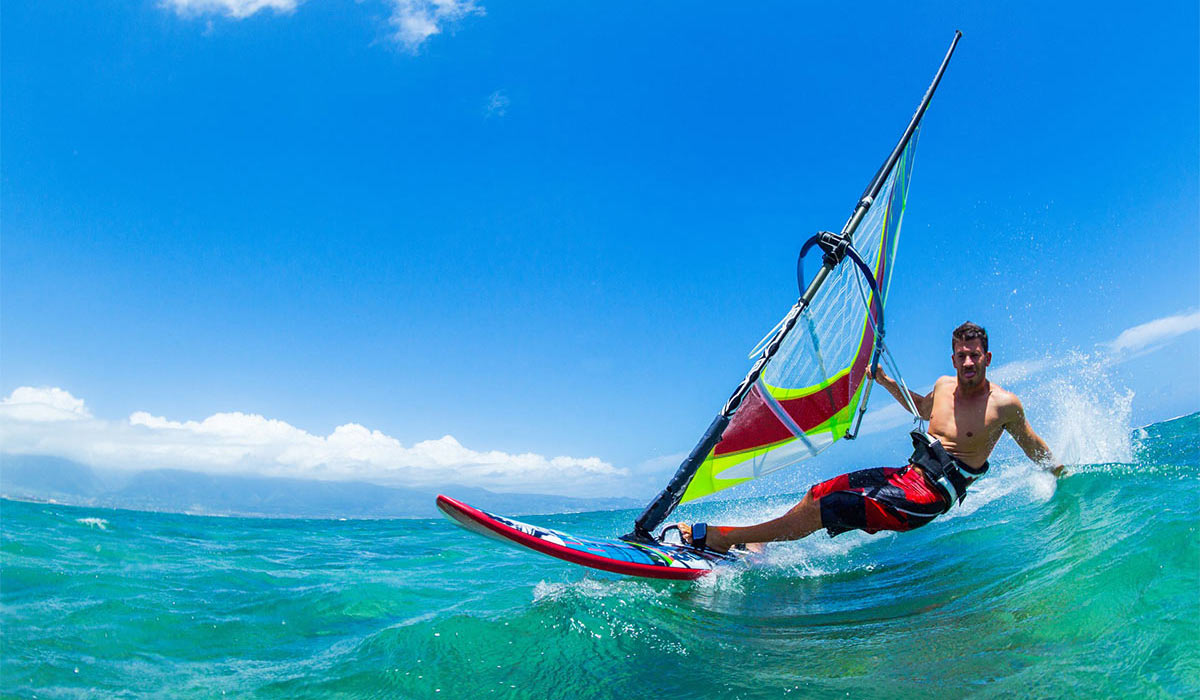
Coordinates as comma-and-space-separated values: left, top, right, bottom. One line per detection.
868, 367, 934, 420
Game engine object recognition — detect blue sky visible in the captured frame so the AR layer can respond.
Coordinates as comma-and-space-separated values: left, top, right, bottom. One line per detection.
2, 0, 1197, 498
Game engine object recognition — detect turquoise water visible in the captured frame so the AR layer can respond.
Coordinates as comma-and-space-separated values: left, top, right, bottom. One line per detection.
3, 414, 1197, 698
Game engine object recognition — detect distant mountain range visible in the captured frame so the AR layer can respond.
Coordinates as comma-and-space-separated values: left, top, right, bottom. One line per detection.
0, 454, 642, 519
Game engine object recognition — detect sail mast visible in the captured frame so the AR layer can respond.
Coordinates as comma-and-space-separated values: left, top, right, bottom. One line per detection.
841, 30, 961, 241
629, 31, 963, 540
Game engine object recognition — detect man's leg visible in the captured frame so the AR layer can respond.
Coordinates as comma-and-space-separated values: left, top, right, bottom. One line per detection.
679, 492, 824, 553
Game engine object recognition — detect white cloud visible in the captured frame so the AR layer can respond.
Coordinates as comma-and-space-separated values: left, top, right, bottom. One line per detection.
0, 387, 625, 497
387, 0, 483, 51
163, 0, 299, 19
0, 386, 92, 422
484, 90, 509, 118
162, 0, 483, 51
1104, 310, 1200, 356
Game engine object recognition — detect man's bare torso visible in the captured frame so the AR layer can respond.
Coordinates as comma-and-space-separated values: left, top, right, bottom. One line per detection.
926, 375, 1018, 468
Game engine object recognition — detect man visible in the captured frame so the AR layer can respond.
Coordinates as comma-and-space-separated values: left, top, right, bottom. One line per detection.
679, 321, 1064, 553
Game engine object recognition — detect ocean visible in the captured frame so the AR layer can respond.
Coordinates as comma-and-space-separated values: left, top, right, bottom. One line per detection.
2, 413, 1197, 698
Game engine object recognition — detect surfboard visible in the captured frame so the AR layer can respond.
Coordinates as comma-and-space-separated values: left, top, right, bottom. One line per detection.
436, 495, 739, 580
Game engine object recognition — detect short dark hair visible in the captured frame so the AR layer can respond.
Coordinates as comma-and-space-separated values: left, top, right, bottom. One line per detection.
952, 321, 988, 352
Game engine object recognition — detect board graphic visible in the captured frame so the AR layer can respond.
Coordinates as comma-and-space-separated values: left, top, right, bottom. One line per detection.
436, 495, 737, 580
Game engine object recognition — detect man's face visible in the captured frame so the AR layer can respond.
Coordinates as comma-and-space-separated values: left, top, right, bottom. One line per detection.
952, 338, 991, 389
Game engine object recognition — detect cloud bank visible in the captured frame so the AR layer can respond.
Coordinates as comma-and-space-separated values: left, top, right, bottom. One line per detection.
162, 0, 483, 50
0, 387, 626, 498
3, 312, 1190, 494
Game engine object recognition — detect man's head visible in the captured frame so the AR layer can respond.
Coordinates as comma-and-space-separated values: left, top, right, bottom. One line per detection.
951, 321, 991, 390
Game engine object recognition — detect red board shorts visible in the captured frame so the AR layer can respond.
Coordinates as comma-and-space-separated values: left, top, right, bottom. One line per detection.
809, 465, 949, 537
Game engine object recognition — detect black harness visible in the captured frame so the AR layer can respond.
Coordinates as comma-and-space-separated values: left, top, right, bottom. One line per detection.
908, 431, 988, 512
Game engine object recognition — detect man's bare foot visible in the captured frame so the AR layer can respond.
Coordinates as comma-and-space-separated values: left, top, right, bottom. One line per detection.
675, 523, 763, 554
676, 522, 729, 552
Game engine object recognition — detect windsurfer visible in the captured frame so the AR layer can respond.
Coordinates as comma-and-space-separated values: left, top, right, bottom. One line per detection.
678, 321, 1065, 553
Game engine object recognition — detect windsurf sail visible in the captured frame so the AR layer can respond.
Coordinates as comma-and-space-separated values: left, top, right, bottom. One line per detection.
629, 32, 962, 540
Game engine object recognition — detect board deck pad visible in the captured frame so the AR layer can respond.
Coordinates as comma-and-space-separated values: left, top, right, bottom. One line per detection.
436, 495, 739, 580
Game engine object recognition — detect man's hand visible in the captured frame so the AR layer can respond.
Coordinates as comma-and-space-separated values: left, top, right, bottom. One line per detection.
868, 366, 933, 418
865, 365, 892, 386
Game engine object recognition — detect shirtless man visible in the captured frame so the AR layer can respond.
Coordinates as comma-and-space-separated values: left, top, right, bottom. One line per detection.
679, 321, 1064, 553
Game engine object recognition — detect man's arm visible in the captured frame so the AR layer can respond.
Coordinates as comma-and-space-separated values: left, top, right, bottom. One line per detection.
867, 366, 933, 420
1004, 397, 1066, 477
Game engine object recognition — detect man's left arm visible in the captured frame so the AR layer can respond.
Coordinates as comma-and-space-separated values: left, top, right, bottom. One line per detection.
1004, 397, 1065, 477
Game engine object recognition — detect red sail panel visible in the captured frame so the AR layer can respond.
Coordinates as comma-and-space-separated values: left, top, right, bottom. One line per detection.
713, 292, 879, 458
710, 385, 793, 456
